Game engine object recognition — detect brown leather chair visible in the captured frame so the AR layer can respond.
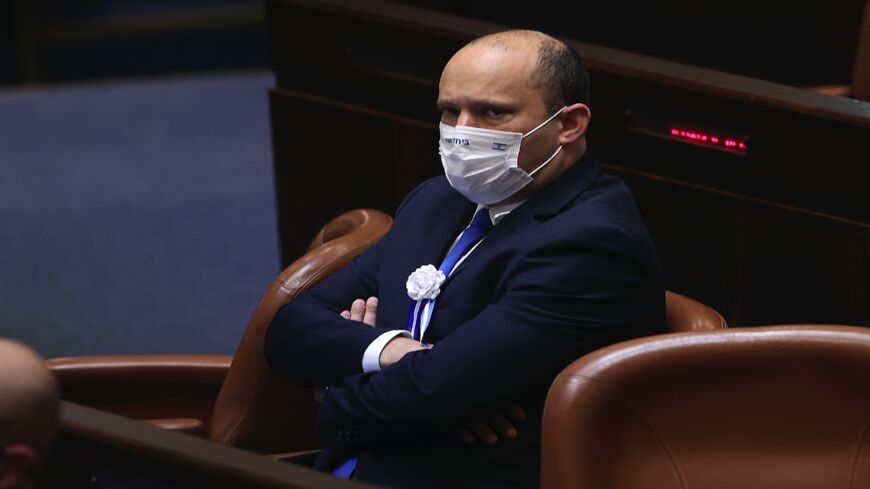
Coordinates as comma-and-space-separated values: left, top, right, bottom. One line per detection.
542, 325, 870, 489
664, 291, 727, 332
48, 208, 393, 454
811, 0, 870, 101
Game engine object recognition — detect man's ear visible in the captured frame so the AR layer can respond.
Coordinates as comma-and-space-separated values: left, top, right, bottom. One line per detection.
0, 444, 39, 489
557, 103, 591, 145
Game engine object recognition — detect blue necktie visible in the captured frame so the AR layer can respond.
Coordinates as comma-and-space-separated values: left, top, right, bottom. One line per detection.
438, 208, 494, 279
332, 457, 357, 479
333, 208, 493, 480
407, 207, 493, 341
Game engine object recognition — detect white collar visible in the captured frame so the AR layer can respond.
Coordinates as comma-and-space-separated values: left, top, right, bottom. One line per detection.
475, 200, 525, 226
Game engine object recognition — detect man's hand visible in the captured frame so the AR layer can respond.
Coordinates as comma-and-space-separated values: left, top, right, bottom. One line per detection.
340, 296, 378, 326
339, 296, 425, 368
315, 297, 380, 403
456, 404, 526, 445
379, 337, 426, 369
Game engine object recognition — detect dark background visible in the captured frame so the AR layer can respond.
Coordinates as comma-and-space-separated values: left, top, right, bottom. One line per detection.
0, 0, 268, 85
0, 0, 864, 88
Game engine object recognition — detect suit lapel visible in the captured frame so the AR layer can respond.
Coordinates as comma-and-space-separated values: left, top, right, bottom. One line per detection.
445, 152, 602, 281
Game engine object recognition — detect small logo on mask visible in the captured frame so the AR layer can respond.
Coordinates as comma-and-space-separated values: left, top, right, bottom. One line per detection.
445, 138, 470, 145
491, 142, 508, 151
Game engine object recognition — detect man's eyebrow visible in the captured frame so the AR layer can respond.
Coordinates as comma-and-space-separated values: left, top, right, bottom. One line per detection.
436, 99, 516, 110
471, 100, 517, 112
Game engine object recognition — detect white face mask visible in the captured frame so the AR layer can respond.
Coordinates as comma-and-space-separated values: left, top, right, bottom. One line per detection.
438, 107, 565, 205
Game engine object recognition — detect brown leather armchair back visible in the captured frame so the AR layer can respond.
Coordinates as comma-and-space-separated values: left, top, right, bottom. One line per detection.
542, 325, 870, 489
665, 291, 727, 332
209, 209, 393, 453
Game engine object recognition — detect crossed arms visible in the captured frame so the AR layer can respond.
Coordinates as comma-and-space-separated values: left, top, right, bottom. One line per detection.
264, 219, 653, 446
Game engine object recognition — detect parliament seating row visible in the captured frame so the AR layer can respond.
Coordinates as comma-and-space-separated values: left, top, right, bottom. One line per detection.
47, 208, 727, 455
49, 327, 870, 489
45, 208, 870, 487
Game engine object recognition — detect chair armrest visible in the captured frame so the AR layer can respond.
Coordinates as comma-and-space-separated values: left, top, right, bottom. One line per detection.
47, 354, 232, 385
268, 449, 321, 460
808, 84, 853, 97
46, 355, 232, 426
145, 418, 208, 436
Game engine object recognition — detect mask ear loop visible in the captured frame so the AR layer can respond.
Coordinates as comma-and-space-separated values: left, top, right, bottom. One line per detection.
528, 146, 562, 176
523, 106, 567, 177
521, 106, 567, 139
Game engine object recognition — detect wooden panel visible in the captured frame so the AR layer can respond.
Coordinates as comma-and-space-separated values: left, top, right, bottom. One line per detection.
270, 88, 439, 263
612, 166, 870, 326
265, 0, 870, 125
42, 402, 374, 489
59, 383, 221, 425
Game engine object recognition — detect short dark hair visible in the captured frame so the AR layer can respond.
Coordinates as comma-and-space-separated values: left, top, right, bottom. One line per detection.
530, 38, 590, 112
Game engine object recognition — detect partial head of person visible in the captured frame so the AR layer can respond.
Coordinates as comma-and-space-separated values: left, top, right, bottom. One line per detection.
437, 29, 592, 206
0, 340, 59, 489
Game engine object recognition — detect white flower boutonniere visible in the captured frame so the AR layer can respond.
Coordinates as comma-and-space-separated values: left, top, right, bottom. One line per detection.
406, 264, 446, 301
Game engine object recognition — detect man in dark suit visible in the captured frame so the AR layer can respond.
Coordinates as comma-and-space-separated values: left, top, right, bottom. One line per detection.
265, 30, 665, 489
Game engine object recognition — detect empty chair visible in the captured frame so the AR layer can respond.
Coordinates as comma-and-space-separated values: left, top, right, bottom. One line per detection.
542, 325, 870, 489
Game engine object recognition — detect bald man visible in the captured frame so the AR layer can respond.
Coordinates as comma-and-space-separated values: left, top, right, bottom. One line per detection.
266, 30, 665, 489
0, 340, 59, 489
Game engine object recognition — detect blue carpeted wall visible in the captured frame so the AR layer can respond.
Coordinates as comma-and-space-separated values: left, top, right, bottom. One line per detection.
0, 71, 280, 358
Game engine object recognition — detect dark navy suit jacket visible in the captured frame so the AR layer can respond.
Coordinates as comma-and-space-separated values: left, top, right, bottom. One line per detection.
265, 152, 665, 489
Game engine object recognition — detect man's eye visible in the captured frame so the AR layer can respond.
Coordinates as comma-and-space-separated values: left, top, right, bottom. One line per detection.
440, 107, 459, 117
486, 108, 505, 117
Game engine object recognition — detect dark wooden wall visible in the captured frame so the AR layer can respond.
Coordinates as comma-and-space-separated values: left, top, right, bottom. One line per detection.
266, 0, 870, 327
401, 0, 867, 88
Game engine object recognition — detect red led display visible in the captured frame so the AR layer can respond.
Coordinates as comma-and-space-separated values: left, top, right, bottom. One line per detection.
669, 128, 747, 154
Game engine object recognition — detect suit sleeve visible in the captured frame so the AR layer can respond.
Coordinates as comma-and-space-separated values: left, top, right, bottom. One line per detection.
314, 222, 660, 444
264, 244, 390, 387
263, 181, 431, 387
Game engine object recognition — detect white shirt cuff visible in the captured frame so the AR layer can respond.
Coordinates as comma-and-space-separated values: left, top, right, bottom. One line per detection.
362, 330, 411, 372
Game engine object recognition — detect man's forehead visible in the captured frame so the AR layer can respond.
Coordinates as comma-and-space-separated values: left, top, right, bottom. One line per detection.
445, 41, 537, 77
439, 42, 540, 101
